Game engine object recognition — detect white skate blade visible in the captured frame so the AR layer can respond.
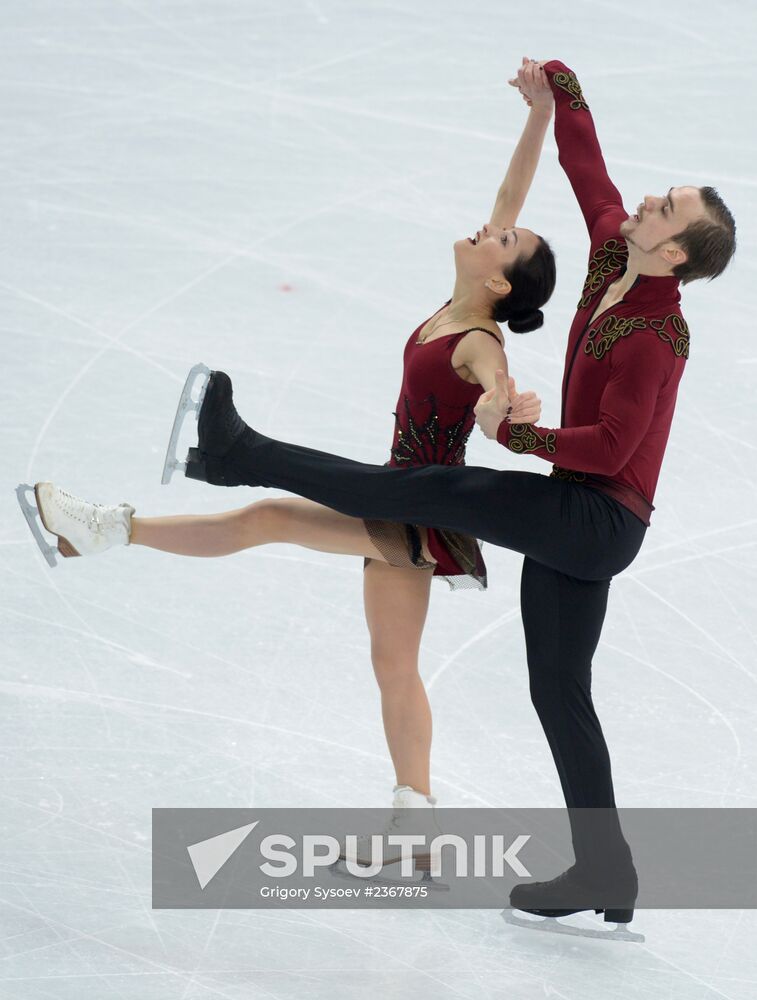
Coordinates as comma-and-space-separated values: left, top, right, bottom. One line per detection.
15, 484, 58, 568
161, 363, 211, 484
328, 860, 450, 892
502, 908, 645, 943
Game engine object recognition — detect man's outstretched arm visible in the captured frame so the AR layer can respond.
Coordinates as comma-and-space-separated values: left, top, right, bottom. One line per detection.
538, 59, 626, 238
475, 335, 675, 477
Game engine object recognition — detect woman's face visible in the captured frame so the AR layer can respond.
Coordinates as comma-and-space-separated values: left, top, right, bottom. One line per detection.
454, 223, 538, 284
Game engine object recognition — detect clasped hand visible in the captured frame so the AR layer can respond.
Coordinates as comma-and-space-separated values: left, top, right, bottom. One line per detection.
474, 371, 541, 440
508, 57, 552, 110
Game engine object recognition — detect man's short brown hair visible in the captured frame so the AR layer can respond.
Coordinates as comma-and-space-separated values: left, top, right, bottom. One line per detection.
672, 187, 736, 284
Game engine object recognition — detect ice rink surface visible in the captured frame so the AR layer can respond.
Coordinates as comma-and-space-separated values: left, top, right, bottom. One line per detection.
1, 0, 756, 996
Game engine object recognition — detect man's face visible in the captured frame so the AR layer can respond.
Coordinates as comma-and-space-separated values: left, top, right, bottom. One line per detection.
619, 186, 705, 254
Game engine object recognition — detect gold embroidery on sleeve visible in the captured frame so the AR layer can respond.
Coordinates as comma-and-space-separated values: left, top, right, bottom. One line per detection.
507, 423, 557, 455
553, 70, 589, 111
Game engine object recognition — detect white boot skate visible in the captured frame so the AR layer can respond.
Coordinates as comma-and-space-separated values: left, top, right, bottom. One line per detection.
330, 786, 448, 890
16, 482, 135, 567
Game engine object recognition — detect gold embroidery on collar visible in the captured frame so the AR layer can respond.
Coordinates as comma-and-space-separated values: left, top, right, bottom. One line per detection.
584, 315, 647, 360
553, 70, 589, 111
507, 423, 557, 455
578, 239, 629, 309
650, 314, 690, 359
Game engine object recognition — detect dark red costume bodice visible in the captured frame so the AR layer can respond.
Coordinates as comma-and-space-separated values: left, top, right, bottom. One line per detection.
384, 307, 499, 584
388, 305, 499, 468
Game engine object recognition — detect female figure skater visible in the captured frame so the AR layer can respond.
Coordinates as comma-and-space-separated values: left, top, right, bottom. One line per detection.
20, 63, 556, 819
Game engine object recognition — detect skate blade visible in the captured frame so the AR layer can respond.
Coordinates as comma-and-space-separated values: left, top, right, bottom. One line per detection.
328, 860, 449, 892
502, 908, 645, 943
161, 363, 211, 484
15, 484, 58, 567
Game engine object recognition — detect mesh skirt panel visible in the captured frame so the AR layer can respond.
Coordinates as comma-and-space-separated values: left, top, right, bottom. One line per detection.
362, 519, 487, 591
361, 461, 487, 591
363, 519, 436, 571
430, 528, 487, 591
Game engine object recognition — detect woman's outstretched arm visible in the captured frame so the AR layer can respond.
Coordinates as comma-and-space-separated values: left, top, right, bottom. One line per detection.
489, 59, 554, 229
453, 329, 542, 424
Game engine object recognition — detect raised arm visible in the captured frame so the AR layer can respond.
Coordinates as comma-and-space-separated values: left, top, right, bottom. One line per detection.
489, 59, 553, 229
539, 59, 626, 239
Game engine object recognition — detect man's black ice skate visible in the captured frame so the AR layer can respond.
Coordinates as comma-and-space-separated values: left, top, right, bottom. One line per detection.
503, 863, 644, 942
162, 364, 250, 487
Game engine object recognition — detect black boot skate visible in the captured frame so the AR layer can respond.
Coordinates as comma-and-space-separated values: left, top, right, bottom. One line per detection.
161, 364, 251, 487
504, 862, 644, 942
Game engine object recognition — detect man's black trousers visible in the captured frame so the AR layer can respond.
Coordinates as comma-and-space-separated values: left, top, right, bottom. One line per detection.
222, 429, 648, 865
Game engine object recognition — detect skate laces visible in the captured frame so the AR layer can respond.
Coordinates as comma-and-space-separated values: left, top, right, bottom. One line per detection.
55, 488, 90, 523
350, 813, 403, 849
55, 488, 127, 534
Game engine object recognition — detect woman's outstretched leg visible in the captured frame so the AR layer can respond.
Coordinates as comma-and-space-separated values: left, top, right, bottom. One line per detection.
27, 482, 438, 567
131, 497, 437, 562
363, 558, 434, 796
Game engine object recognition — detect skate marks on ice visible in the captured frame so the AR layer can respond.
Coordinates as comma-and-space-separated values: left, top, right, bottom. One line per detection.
161, 362, 210, 484
502, 908, 645, 943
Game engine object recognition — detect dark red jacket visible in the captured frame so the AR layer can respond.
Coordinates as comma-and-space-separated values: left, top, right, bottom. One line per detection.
496, 61, 690, 524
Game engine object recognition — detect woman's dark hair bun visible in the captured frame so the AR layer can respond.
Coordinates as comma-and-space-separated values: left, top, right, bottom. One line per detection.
507, 309, 544, 334
492, 235, 556, 333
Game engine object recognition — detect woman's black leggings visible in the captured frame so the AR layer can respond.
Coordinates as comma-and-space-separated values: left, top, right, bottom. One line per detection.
225, 429, 648, 865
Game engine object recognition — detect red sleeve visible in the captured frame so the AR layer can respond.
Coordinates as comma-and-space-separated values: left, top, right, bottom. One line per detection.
544, 60, 626, 240
496, 335, 675, 476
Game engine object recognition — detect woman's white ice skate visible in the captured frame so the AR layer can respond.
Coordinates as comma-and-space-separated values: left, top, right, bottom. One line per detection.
329, 786, 449, 891
15, 482, 134, 567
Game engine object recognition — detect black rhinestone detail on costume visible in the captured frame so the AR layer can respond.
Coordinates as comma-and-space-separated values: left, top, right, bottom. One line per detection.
391, 394, 474, 466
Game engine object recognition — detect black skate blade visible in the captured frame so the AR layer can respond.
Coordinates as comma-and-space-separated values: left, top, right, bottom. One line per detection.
161, 363, 210, 484
502, 908, 645, 943
15, 484, 57, 568
328, 860, 449, 892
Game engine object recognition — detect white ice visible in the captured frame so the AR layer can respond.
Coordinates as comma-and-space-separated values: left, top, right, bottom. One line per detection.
2, 0, 757, 997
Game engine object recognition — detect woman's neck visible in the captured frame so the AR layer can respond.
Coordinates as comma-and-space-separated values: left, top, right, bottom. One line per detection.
447, 280, 495, 326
